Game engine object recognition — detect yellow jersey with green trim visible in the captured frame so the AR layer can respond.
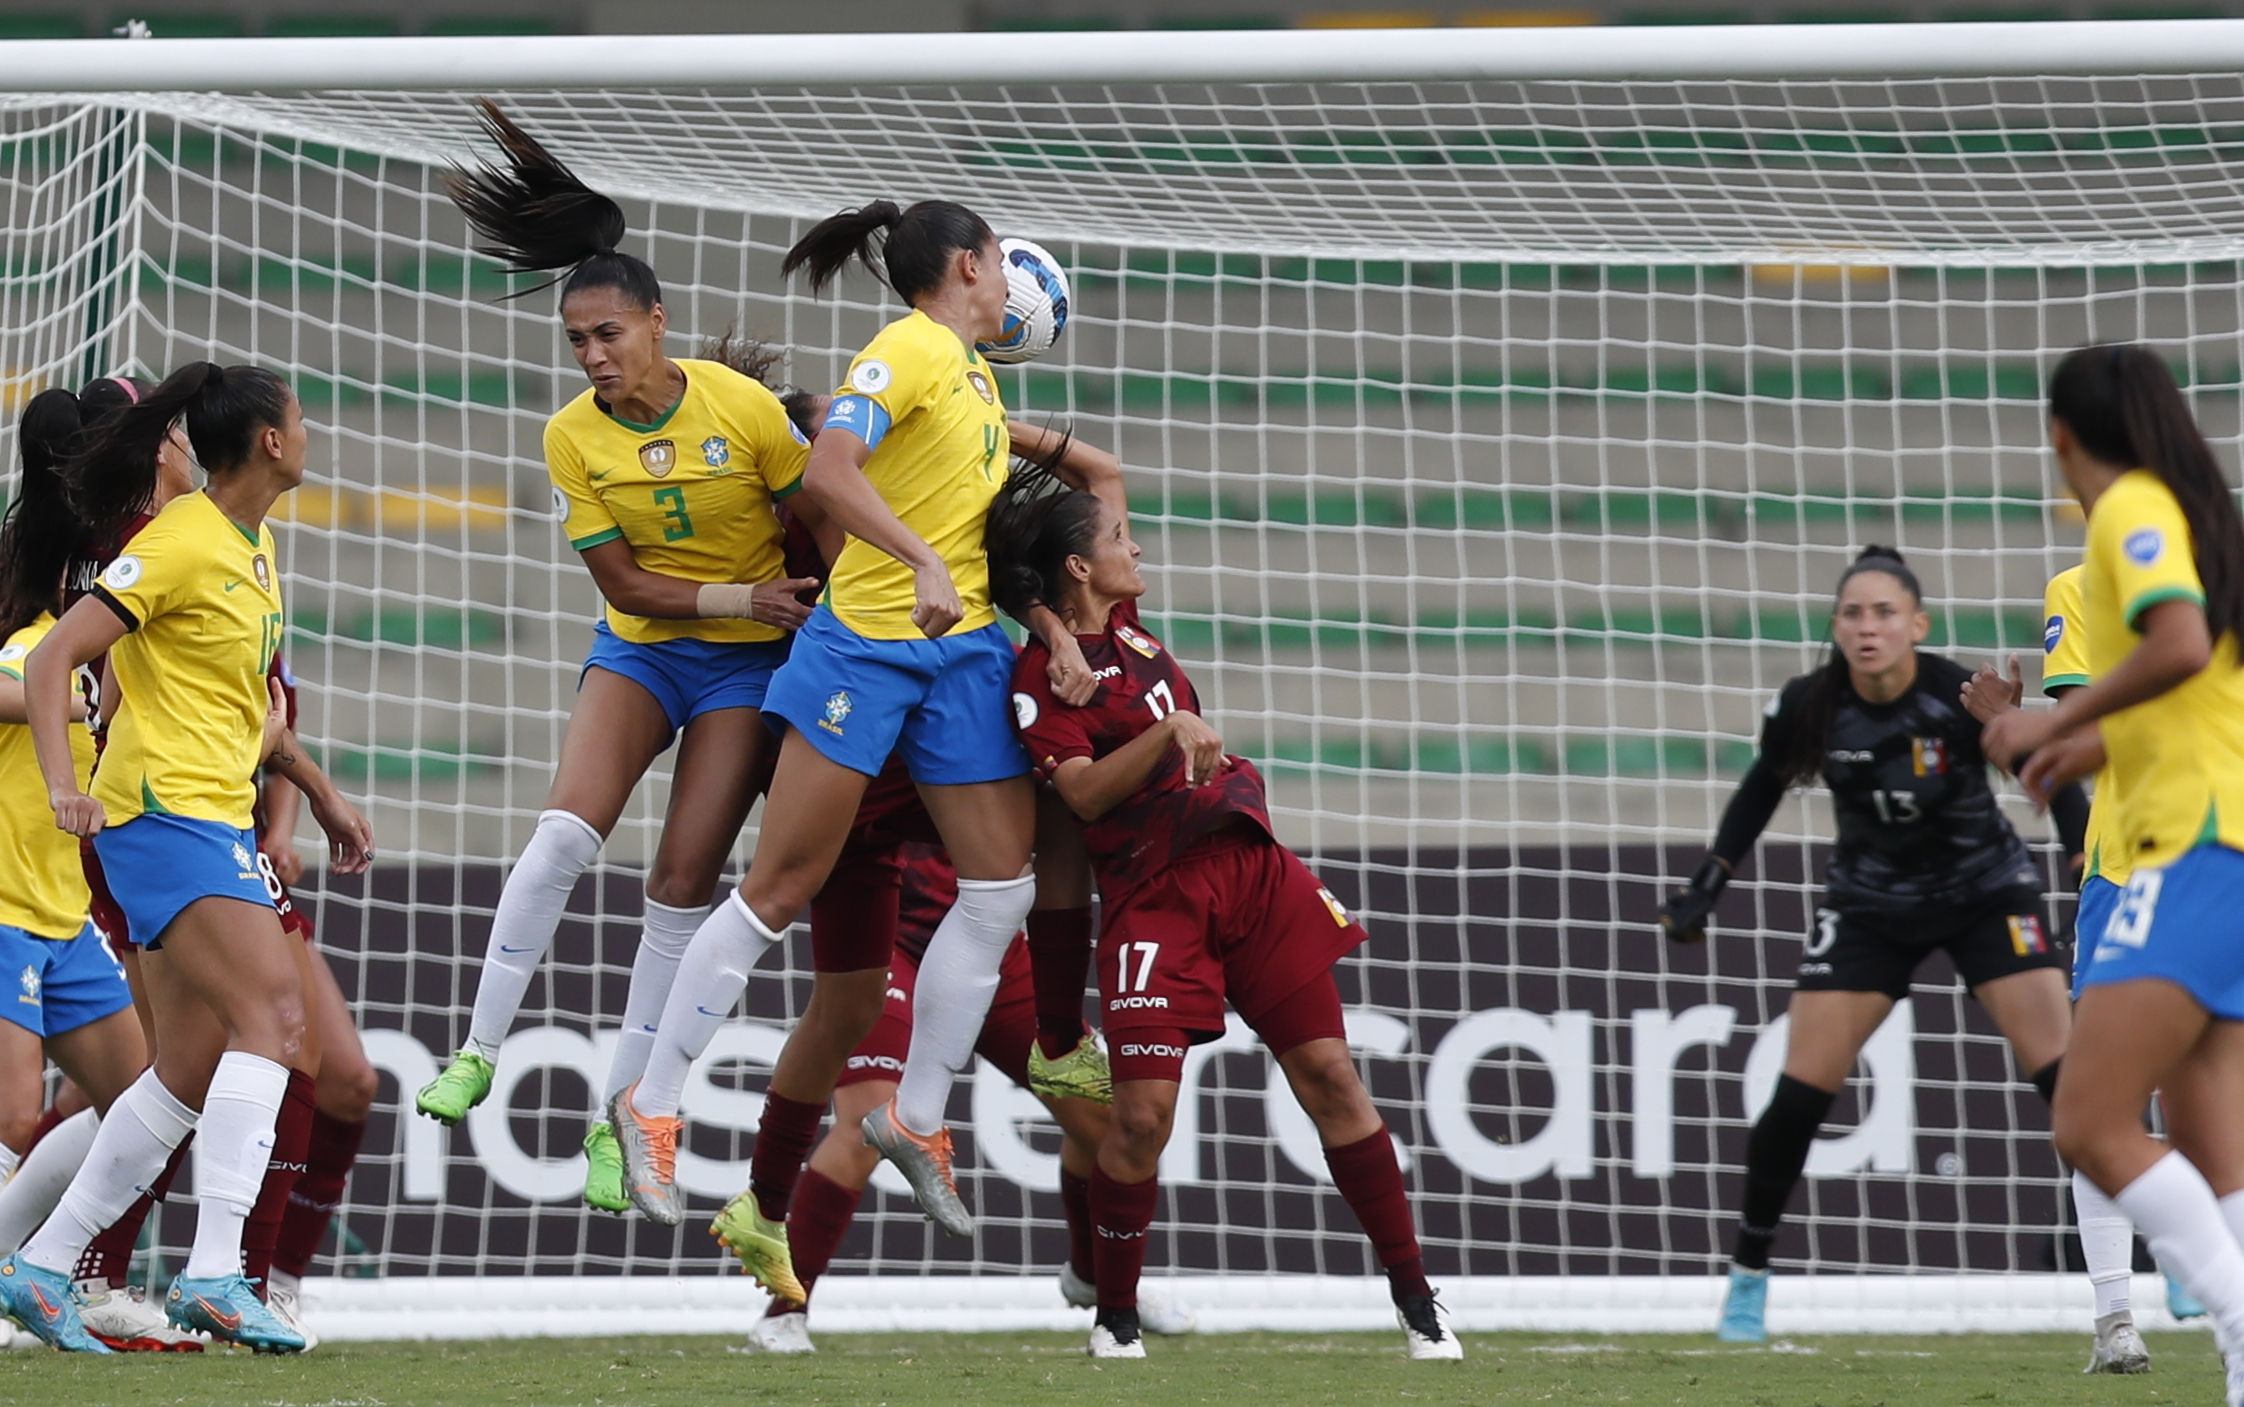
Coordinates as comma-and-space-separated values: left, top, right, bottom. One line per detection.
0, 615, 94, 939
2082, 469, 2244, 868
546, 359, 810, 646
89, 491, 283, 829
2041, 564, 2130, 884
826, 310, 1009, 641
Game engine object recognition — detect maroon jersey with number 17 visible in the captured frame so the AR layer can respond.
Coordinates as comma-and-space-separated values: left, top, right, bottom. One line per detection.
1011, 599, 1271, 899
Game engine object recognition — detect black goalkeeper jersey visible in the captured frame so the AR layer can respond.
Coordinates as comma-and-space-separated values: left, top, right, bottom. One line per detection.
1721, 653, 2040, 913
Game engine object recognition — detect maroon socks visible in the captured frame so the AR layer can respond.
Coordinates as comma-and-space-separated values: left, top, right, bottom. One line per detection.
784, 1168, 864, 1304
750, 1093, 826, 1223
1323, 1126, 1431, 1303
1026, 907, 1093, 1060
1088, 1166, 1158, 1310
273, 1110, 367, 1279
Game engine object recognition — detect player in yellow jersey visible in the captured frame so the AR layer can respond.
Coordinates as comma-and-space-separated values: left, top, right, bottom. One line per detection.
617, 199, 1111, 1244
0, 395, 147, 1223
414, 105, 835, 1216
0, 364, 373, 1355
1984, 345, 2244, 1402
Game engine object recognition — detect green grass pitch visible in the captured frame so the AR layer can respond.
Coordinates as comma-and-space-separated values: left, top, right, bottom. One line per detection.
0, 1331, 2225, 1405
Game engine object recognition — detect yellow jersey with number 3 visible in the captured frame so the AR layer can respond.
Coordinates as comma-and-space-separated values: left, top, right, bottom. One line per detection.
2082, 469, 2244, 868
86, 491, 283, 829
547, 359, 810, 646
825, 309, 1009, 641
2041, 565, 2130, 885
0, 615, 94, 939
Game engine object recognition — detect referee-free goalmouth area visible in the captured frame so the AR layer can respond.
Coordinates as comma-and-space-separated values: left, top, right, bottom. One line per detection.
4, 17, 2241, 1343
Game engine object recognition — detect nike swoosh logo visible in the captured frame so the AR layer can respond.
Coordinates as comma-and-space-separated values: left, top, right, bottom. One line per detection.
193, 1294, 242, 1330
498, 945, 535, 954
222, 579, 245, 592
28, 1285, 58, 1321
590, 468, 615, 481
696, 1006, 724, 1017
639, 1024, 659, 1033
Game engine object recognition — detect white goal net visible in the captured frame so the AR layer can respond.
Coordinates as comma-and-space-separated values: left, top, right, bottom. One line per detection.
3, 25, 2236, 1333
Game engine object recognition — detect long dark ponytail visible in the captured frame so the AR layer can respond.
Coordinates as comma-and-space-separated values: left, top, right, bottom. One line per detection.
781, 199, 995, 303
2049, 343, 2244, 654
68, 363, 292, 550
1780, 545, 1924, 785
0, 376, 147, 639
446, 99, 663, 309
983, 432, 1104, 625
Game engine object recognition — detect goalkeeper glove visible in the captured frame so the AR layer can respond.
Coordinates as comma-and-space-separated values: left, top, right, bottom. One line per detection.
1658, 855, 1732, 945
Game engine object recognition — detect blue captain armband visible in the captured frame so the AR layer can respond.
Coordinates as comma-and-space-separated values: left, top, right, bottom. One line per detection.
824, 395, 891, 450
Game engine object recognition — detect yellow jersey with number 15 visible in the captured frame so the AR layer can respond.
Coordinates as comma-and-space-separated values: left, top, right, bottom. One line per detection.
2082, 469, 2244, 868
824, 309, 1010, 641
0, 615, 94, 939
88, 491, 283, 830
2041, 564, 2130, 885
547, 359, 811, 647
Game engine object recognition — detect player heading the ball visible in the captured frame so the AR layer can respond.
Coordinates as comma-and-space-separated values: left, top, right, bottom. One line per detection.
614, 200, 1100, 1236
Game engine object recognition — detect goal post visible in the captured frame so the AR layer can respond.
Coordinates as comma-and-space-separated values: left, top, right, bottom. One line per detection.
0, 24, 2233, 1336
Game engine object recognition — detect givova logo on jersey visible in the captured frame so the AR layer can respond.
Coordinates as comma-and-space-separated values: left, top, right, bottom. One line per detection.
1911, 737, 1948, 776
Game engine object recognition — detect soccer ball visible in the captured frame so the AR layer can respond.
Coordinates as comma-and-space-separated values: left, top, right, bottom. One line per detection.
978, 237, 1070, 365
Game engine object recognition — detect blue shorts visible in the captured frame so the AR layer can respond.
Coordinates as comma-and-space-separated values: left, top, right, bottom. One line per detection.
2079, 844, 2244, 1019
763, 606, 1030, 785
2073, 874, 2121, 1001
91, 814, 274, 950
581, 620, 790, 740
0, 921, 130, 1038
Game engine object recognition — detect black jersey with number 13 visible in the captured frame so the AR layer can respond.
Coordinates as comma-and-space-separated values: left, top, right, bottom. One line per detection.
1756, 653, 2037, 912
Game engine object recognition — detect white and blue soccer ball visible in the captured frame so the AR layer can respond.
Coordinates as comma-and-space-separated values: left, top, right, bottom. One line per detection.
978, 237, 1070, 365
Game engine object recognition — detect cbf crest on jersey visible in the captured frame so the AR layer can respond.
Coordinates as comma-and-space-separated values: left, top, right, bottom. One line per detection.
701, 436, 730, 469
639, 439, 677, 477
1912, 737, 1949, 776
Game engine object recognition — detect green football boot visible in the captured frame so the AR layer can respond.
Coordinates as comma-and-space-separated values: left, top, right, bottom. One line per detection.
582, 1121, 629, 1212
711, 1191, 806, 1303
1027, 1034, 1114, 1105
415, 1049, 495, 1127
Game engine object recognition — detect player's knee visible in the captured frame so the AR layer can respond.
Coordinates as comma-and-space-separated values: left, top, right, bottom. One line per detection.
322, 1054, 380, 1122
1282, 1042, 1369, 1123
0, 1108, 36, 1160
1110, 1090, 1175, 1154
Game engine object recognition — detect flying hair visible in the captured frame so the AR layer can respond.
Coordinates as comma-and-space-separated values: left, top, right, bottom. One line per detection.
1779, 545, 1926, 786
445, 99, 662, 308
698, 326, 820, 442
781, 198, 996, 304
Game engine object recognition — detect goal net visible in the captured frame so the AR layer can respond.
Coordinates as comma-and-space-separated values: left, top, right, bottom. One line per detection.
2, 25, 2231, 1334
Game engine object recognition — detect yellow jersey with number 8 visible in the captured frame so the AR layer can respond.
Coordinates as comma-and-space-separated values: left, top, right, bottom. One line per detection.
547, 359, 810, 646
88, 491, 283, 829
2082, 469, 2244, 868
0, 615, 94, 938
2041, 564, 2131, 885
825, 310, 1009, 641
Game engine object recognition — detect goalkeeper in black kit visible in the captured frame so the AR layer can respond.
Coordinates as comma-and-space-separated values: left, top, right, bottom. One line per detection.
1658, 547, 2086, 1342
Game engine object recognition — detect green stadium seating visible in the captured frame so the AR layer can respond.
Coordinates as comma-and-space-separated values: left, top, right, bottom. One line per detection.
422, 15, 560, 33
265, 15, 400, 36
0, 15, 84, 37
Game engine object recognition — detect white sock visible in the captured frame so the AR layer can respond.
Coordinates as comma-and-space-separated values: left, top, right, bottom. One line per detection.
0, 1109, 98, 1254
631, 891, 781, 1119
182, 1052, 289, 1280
20, 1072, 194, 1276
465, 809, 604, 1060
602, 899, 711, 1103
2076, 1168, 2135, 1318
0, 1141, 18, 1183
894, 872, 1035, 1134
2116, 1151, 2244, 1348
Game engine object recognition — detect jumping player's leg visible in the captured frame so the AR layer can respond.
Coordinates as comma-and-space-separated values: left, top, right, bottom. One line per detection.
616, 734, 870, 1223
894, 776, 1036, 1128
1027, 793, 1097, 1069
423, 669, 671, 1123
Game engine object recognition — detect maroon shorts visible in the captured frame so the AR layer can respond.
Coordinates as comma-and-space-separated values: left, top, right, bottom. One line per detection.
1098, 828, 1365, 1037
835, 935, 1037, 1089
